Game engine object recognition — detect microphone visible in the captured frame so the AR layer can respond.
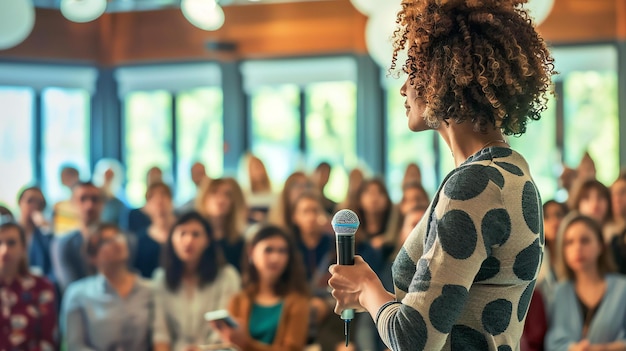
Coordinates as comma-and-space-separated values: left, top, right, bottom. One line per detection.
331, 209, 360, 347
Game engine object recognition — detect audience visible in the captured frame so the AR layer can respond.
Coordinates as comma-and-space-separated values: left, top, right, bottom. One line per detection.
61, 223, 153, 350
196, 177, 248, 272
336, 168, 364, 213
17, 186, 55, 280
51, 181, 104, 291
267, 171, 314, 229
52, 165, 81, 234
546, 214, 626, 350
212, 225, 309, 351
570, 179, 613, 240
312, 161, 337, 215
607, 171, 626, 241
178, 162, 209, 215
537, 200, 569, 311
398, 181, 430, 217
124, 166, 164, 234
0, 222, 57, 350
244, 154, 275, 223
93, 158, 128, 226
153, 212, 241, 351
133, 182, 176, 278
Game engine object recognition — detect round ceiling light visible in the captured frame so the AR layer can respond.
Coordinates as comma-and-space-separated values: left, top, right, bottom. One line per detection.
60, 0, 107, 23
0, 0, 35, 50
181, 0, 225, 31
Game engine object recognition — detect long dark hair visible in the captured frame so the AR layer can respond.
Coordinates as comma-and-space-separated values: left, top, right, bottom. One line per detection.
355, 178, 393, 240
162, 211, 226, 291
243, 225, 308, 297
0, 222, 29, 276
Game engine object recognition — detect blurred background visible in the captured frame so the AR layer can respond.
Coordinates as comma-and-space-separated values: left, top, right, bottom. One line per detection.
0, 0, 622, 210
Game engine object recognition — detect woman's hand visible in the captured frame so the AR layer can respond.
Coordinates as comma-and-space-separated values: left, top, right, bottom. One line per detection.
328, 255, 382, 315
210, 320, 249, 349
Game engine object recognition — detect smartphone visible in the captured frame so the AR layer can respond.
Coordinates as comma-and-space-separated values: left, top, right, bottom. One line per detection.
204, 309, 238, 328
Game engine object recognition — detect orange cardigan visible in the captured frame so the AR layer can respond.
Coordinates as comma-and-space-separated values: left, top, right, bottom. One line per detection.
227, 291, 310, 351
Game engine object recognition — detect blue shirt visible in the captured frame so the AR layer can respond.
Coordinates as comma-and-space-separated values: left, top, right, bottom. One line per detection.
61, 274, 154, 351
28, 227, 55, 281
249, 302, 284, 345
133, 228, 162, 278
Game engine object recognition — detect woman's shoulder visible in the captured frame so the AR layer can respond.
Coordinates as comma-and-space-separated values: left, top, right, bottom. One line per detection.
606, 273, 626, 289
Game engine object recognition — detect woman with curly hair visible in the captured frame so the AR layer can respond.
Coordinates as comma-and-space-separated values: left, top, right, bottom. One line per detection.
329, 0, 554, 350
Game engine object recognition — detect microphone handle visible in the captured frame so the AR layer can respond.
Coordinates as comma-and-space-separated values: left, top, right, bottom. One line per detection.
336, 235, 355, 320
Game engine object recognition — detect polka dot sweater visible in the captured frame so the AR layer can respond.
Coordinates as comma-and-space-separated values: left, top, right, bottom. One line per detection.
375, 147, 544, 351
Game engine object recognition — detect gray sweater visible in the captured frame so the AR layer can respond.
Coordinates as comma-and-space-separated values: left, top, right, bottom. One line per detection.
376, 147, 544, 351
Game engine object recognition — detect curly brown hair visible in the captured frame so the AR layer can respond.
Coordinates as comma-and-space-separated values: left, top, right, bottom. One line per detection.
392, 0, 555, 135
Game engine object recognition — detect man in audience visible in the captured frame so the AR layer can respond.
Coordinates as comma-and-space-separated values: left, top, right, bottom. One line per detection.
52, 165, 81, 234
312, 161, 336, 215
177, 161, 209, 215
51, 181, 103, 291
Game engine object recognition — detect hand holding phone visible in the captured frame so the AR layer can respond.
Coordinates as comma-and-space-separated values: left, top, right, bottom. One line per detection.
204, 309, 238, 329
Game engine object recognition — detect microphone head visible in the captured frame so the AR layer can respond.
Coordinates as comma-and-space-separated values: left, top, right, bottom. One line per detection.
331, 209, 360, 236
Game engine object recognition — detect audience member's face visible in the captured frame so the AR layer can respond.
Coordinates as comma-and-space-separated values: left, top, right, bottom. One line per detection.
0, 227, 25, 274
191, 163, 207, 187
563, 221, 602, 274
578, 189, 608, 224
400, 188, 429, 215
313, 166, 331, 190
147, 168, 163, 186
94, 228, 129, 267
249, 158, 266, 183
146, 187, 173, 218
73, 185, 103, 225
172, 220, 209, 265
360, 184, 388, 215
611, 179, 626, 221
287, 176, 312, 205
61, 170, 79, 189
104, 168, 115, 185
404, 165, 421, 184
205, 183, 233, 218
400, 209, 425, 244
251, 235, 289, 282
292, 197, 322, 236
543, 203, 566, 243
18, 189, 45, 218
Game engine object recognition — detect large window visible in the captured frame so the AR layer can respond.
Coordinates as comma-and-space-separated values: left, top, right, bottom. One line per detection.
176, 87, 224, 204
305, 81, 357, 201
250, 85, 301, 185
41, 88, 91, 203
563, 71, 618, 185
386, 80, 438, 201
124, 91, 173, 208
0, 87, 35, 211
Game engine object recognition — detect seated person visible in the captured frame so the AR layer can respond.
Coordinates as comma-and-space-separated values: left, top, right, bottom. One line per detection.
212, 225, 310, 351
152, 212, 241, 351
61, 223, 153, 350
546, 214, 626, 350
0, 222, 57, 350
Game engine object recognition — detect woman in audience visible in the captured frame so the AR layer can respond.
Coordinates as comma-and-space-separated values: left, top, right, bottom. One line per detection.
61, 222, 152, 350
546, 214, 626, 350
398, 181, 430, 217
153, 211, 241, 351
336, 168, 364, 213
17, 186, 55, 279
197, 177, 248, 272
401, 162, 422, 188
537, 200, 568, 310
0, 222, 57, 350
212, 225, 309, 351
124, 166, 164, 233
570, 179, 612, 235
133, 182, 176, 278
607, 171, 626, 242
244, 154, 275, 223
267, 171, 314, 229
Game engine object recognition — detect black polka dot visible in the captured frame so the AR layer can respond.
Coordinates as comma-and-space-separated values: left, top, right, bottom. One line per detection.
513, 239, 541, 281
498, 346, 513, 351
492, 147, 513, 158
450, 324, 488, 350
482, 209, 512, 256
444, 165, 490, 200
389, 306, 428, 351
474, 257, 501, 282
522, 181, 541, 234
495, 161, 524, 176
392, 248, 415, 292
485, 166, 505, 189
409, 259, 431, 292
438, 210, 477, 260
429, 285, 469, 333
482, 299, 512, 335
518, 281, 536, 322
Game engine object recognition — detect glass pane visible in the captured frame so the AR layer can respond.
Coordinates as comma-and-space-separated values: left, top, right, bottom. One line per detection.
386, 81, 437, 202
564, 71, 618, 185
0, 87, 34, 212
42, 88, 91, 203
250, 85, 300, 185
176, 87, 224, 205
508, 98, 559, 200
124, 91, 173, 208
305, 81, 357, 202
